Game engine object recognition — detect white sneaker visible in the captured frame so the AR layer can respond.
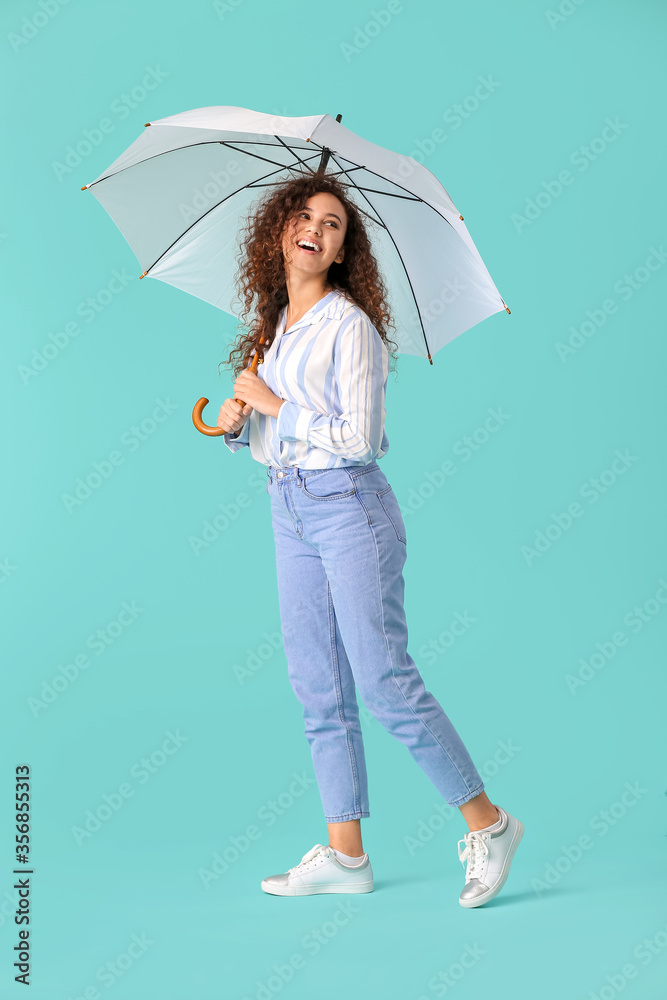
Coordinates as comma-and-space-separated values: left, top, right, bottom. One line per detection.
458, 805, 524, 907
261, 843, 374, 896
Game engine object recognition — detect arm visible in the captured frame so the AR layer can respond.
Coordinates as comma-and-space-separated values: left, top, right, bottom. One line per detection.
276, 313, 388, 463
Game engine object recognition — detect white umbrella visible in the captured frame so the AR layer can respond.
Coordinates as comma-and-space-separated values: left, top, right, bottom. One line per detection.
82, 105, 509, 429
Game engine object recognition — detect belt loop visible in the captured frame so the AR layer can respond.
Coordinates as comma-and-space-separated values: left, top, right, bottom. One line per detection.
295, 468, 302, 487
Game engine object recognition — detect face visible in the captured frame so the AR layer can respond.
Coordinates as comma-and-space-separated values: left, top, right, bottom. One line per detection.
281, 191, 347, 280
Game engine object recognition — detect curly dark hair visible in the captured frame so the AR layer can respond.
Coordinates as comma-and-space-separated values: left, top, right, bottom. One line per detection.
219, 173, 400, 381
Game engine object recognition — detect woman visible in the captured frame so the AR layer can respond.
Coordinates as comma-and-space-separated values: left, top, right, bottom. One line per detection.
216, 173, 523, 907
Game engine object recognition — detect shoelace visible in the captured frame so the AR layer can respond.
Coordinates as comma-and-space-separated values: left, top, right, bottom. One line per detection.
457, 831, 489, 881
288, 843, 330, 875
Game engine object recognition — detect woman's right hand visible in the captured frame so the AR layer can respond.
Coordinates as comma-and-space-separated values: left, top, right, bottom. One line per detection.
217, 398, 253, 434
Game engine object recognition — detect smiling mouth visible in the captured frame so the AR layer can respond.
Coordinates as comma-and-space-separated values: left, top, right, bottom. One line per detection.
296, 240, 322, 254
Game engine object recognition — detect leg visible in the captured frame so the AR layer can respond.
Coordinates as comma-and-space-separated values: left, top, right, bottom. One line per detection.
270, 498, 370, 823
458, 790, 499, 831
313, 471, 485, 807
327, 818, 364, 855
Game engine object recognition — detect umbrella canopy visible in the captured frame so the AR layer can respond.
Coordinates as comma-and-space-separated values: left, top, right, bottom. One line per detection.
82, 105, 508, 362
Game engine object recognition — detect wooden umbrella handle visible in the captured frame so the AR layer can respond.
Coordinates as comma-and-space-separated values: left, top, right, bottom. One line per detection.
191, 335, 265, 436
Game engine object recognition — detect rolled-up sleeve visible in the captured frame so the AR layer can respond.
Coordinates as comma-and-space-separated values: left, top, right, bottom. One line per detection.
276, 312, 388, 463
223, 418, 250, 453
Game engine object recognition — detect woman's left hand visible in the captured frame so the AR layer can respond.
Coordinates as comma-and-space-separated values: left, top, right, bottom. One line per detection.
232, 370, 283, 418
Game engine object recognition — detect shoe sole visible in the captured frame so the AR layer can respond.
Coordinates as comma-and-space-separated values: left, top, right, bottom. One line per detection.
459, 819, 524, 908
261, 879, 374, 896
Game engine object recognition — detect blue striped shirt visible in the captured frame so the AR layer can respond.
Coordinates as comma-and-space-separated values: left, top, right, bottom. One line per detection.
223, 288, 390, 468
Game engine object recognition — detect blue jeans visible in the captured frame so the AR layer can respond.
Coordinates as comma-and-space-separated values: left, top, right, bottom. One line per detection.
266, 460, 484, 822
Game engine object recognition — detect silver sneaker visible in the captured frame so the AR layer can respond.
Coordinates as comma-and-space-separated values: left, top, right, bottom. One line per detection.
261, 843, 374, 896
458, 805, 524, 907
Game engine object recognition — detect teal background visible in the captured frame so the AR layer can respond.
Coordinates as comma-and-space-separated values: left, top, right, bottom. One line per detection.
2, 0, 667, 997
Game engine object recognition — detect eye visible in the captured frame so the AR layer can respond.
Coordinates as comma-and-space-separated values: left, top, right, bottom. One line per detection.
298, 212, 337, 227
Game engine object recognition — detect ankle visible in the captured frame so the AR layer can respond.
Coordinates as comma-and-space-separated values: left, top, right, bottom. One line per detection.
466, 804, 500, 833
328, 843, 364, 857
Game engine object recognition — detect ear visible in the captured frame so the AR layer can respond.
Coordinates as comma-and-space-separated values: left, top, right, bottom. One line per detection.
335, 246, 345, 264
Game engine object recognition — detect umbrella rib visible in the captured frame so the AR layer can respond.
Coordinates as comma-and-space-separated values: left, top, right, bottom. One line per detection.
87, 136, 425, 209
219, 140, 322, 172
326, 151, 433, 362
325, 153, 463, 229
336, 184, 421, 202
273, 134, 318, 174
135, 152, 391, 276
246, 176, 388, 231
138, 159, 316, 276
246, 141, 394, 229
92, 131, 460, 361
85, 138, 320, 188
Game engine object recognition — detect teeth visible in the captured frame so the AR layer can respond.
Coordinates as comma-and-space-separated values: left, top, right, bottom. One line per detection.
298, 240, 320, 251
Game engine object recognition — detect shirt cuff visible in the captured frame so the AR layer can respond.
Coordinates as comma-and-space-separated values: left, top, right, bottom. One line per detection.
276, 399, 314, 443
223, 420, 250, 452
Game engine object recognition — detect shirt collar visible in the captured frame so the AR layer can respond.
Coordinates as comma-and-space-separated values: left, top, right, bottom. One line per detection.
278, 288, 347, 336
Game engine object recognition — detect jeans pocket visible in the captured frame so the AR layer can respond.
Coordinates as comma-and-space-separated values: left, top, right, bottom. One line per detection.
376, 485, 407, 544
301, 468, 357, 501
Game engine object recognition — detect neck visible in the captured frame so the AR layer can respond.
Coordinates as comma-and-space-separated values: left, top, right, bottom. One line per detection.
284, 279, 333, 325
